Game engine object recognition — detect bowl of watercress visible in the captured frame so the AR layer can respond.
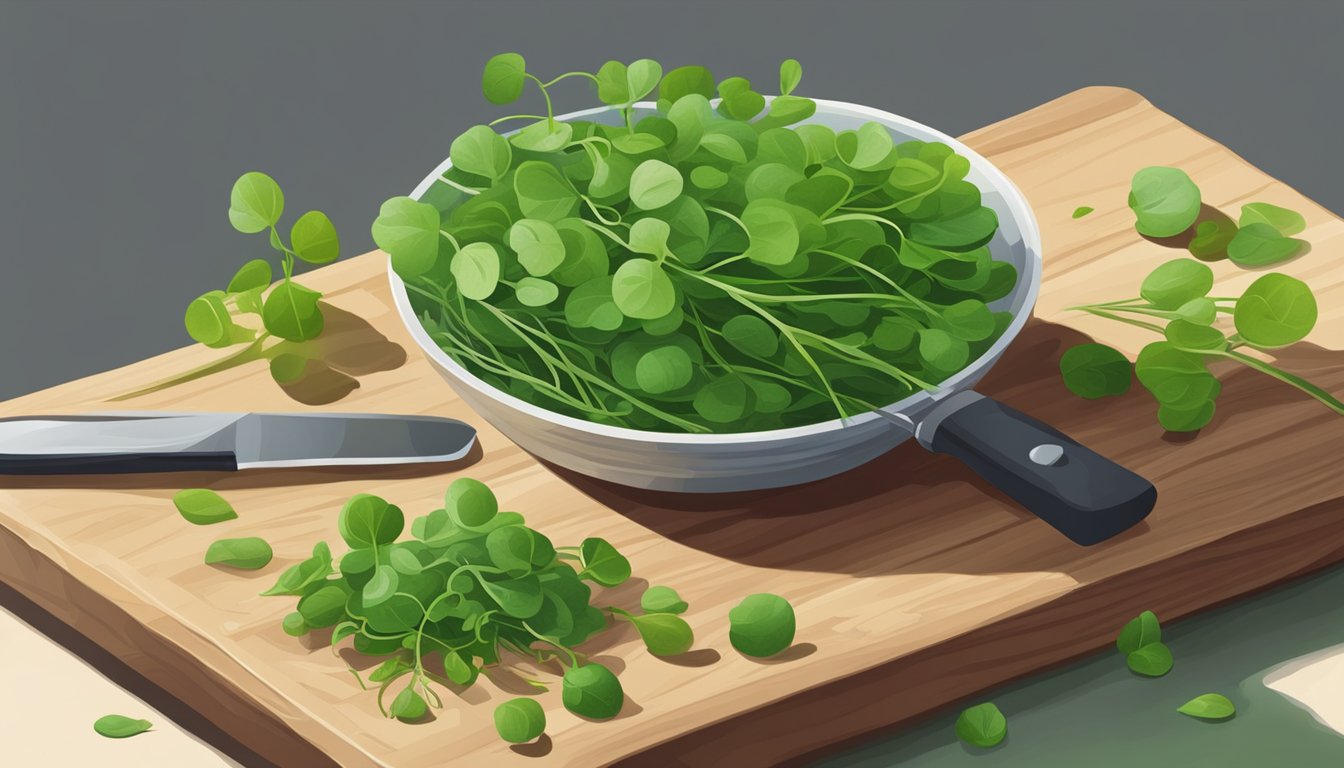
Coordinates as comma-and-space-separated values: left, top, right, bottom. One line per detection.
378, 56, 1041, 492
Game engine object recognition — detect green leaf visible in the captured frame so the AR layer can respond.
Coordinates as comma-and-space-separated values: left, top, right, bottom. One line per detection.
1158, 400, 1216, 432
486, 525, 538, 576
635, 345, 693, 394
796, 124, 837, 165
717, 78, 765, 121
1239, 202, 1305, 236
908, 207, 998, 251
443, 650, 479, 686
564, 277, 623, 331
955, 703, 1007, 748
1234, 273, 1317, 348
482, 574, 544, 618
1129, 166, 1201, 237
184, 291, 238, 348
754, 95, 816, 131
595, 60, 631, 105
494, 698, 546, 744
372, 196, 441, 277
840, 123, 893, 171
640, 585, 688, 614
629, 159, 683, 210
1166, 319, 1226, 351
658, 66, 715, 104
611, 259, 676, 320
445, 478, 499, 528
261, 541, 333, 596
204, 537, 273, 570
1175, 297, 1216, 325
625, 59, 663, 102
451, 242, 501, 301
482, 52, 526, 104
611, 132, 664, 154
1188, 219, 1237, 259
626, 612, 694, 657
297, 584, 349, 627
1127, 642, 1174, 676
1116, 610, 1161, 654
228, 171, 284, 233
389, 686, 428, 721
290, 210, 339, 264
514, 161, 579, 221
281, 612, 308, 637
741, 200, 799, 266
508, 219, 566, 277
93, 715, 153, 739
1140, 259, 1214, 310
1135, 341, 1220, 407
451, 124, 512, 181
728, 593, 795, 658
553, 219, 611, 287
368, 657, 410, 683
262, 281, 324, 342
694, 374, 753, 423
509, 120, 573, 153
227, 259, 272, 294
1072, 206, 1095, 219
627, 218, 671, 257
723, 314, 780, 359
578, 537, 631, 587
698, 133, 747, 163
1060, 343, 1132, 399
173, 488, 237, 525
1227, 222, 1307, 267
778, 58, 802, 95
362, 564, 398, 607
1178, 693, 1236, 721
918, 328, 970, 374
338, 493, 404, 549
515, 277, 559, 307
388, 547, 422, 575
562, 663, 624, 720
690, 165, 728, 190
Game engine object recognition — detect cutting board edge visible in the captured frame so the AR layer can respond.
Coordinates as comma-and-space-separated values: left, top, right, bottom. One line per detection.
621, 492, 1344, 767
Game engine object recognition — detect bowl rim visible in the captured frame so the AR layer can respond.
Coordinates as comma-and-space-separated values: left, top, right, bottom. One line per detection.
387, 97, 1042, 445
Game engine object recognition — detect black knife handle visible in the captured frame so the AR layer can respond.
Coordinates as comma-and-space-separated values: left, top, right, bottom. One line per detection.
0, 451, 238, 475
922, 393, 1156, 545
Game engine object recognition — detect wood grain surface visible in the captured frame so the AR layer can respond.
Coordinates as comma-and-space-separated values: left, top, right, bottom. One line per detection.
1, 86, 1342, 768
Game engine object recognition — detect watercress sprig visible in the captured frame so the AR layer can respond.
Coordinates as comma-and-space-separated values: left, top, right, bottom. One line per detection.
184, 172, 340, 351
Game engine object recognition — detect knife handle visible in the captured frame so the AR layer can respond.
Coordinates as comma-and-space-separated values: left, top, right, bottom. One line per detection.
0, 451, 238, 475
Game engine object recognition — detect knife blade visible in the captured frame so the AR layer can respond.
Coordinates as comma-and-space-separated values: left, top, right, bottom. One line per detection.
0, 412, 477, 475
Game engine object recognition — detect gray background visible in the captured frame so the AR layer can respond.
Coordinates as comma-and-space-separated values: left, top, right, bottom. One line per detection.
2, 0, 1342, 400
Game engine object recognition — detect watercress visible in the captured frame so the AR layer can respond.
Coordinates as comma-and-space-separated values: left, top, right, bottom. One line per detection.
1177, 693, 1236, 721
1063, 260, 1341, 431
93, 714, 153, 739
173, 488, 237, 525
494, 697, 546, 743
378, 54, 1016, 433
1115, 610, 1173, 677
1128, 166, 1200, 237
204, 536, 273, 570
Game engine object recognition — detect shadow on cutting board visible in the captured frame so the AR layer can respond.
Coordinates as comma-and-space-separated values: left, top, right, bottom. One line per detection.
109, 303, 407, 406
552, 318, 1344, 578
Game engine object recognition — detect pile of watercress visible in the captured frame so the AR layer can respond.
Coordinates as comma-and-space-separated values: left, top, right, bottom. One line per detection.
184, 172, 340, 351
263, 478, 695, 726
1061, 167, 1339, 432
374, 54, 1015, 433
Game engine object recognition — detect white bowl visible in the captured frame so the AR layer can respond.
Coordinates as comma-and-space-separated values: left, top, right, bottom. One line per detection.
389, 99, 1042, 492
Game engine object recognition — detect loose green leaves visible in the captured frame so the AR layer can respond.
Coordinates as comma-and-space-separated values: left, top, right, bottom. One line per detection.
291, 210, 339, 264
261, 541, 333, 596
1227, 222, 1307, 267
778, 58, 802, 95
1129, 166, 1201, 237
1116, 610, 1161, 654
640, 585, 688, 615
577, 537, 631, 586
262, 280, 324, 342
1072, 206, 1094, 219
93, 714, 153, 739
562, 663, 624, 720
1239, 202, 1304, 236
205, 537, 273, 570
494, 697, 546, 743
729, 593, 795, 658
173, 488, 237, 525
1140, 259, 1213, 310
1234, 273, 1316, 348
620, 610, 694, 657
1178, 693, 1236, 721
955, 703, 1007, 748
1059, 343, 1131, 399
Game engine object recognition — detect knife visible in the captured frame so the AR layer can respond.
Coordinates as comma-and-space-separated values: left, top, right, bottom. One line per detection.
0, 412, 477, 475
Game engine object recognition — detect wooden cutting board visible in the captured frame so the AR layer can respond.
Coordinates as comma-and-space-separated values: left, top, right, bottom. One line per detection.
2, 86, 1343, 768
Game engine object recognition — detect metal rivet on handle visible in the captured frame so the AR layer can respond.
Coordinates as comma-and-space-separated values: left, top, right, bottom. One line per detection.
1029, 443, 1065, 466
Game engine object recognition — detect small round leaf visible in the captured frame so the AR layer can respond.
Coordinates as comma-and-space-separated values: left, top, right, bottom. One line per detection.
451, 242, 501, 300
482, 52, 527, 104
494, 698, 546, 744
228, 171, 284, 233
291, 210, 339, 264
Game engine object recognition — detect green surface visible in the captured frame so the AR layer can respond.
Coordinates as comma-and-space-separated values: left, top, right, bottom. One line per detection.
815, 565, 1344, 767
